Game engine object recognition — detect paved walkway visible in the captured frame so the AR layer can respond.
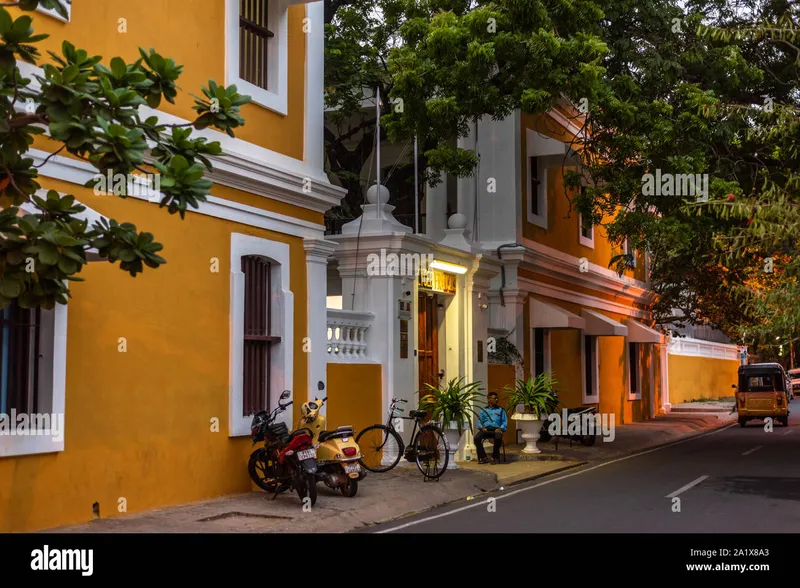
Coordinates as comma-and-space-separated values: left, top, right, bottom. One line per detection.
43, 411, 734, 533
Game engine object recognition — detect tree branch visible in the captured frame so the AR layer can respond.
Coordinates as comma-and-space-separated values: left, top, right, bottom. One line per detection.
9, 114, 48, 128
33, 145, 66, 168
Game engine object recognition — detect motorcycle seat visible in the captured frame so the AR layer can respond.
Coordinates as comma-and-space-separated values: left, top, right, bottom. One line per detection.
319, 428, 354, 442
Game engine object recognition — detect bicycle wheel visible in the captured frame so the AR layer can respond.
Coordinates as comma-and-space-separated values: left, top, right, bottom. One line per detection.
356, 424, 403, 472
414, 424, 448, 479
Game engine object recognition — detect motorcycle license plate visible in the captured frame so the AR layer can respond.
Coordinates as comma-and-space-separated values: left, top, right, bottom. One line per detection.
297, 448, 316, 460
344, 463, 360, 474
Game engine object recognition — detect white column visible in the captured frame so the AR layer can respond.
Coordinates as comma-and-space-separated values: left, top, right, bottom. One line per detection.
457, 122, 477, 239
649, 345, 656, 419
425, 171, 448, 242
476, 113, 522, 247
304, 238, 338, 415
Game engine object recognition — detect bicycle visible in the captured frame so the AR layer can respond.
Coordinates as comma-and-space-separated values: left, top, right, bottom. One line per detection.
356, 397, 449, 480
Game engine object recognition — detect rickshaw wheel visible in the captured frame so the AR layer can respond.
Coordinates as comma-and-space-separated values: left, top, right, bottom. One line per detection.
738, 417, 747, 427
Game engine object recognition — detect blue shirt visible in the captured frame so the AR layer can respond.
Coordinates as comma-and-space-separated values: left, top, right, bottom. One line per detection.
478, 405, 507, 431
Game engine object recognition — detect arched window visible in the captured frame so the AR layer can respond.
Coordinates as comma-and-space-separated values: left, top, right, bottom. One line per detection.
241, 255, 281, 415
230, 233, 293, 436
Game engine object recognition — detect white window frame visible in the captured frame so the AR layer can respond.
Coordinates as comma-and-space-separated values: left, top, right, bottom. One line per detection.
225, 0, 289, 115
623, 238, 637, 268
581, 334, 599, 403
531, 327, 551, 376
229, 233, 294, 437
579, 213, 594, 248
0, 302, 67, 458
627, 341, 641, 400
526, 155, 547, 229
36, 0, 72, 22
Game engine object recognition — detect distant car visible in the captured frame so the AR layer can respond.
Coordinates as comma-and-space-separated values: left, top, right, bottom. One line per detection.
788, 368, 800, 391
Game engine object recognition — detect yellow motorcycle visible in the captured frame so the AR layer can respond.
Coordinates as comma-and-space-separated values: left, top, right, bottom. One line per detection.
297, 382, 366, 497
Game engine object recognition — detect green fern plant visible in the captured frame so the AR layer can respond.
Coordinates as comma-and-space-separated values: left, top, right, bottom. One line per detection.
419, 376, 485, 436
504, 372, 559, 419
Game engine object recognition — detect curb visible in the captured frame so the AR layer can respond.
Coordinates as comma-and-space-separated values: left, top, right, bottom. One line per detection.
499, 460, 588, 488
670, 407, 732, 413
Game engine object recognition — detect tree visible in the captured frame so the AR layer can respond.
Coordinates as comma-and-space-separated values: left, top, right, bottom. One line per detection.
324, 0, 609, 224
563, 0, 800, 344
0, 0, 251, 309
324, 0, 404, 222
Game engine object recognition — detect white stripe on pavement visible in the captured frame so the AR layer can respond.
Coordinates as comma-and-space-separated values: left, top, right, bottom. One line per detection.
781, 429, 793, 436
742, 445, 763, 455
375, 422, 736, 533
665, 475, 708, 498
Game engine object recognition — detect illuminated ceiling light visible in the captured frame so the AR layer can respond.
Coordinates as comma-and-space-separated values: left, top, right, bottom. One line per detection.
430, 260, 468, 274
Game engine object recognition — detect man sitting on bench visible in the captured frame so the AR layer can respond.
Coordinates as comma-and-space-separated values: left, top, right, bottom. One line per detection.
475, 391, 507, 464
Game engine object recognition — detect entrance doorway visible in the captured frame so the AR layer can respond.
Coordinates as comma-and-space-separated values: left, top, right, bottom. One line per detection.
418, 292, 439, 393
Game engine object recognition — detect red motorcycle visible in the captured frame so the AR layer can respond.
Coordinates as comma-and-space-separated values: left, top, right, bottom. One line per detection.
248, 390, 319, 506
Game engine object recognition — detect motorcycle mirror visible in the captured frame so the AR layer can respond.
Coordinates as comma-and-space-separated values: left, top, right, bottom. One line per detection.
318, 381, 325, 391
281, 390, 291, 399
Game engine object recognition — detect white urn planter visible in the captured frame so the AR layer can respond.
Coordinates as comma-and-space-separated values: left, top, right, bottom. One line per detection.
511, 412, 544, 454
443, 422, 464, 469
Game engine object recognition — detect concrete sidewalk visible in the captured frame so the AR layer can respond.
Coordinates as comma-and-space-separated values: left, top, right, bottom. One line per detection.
42, 411, 734, 534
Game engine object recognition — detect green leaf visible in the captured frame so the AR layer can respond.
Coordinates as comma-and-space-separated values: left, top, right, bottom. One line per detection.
0, 8, 14, 34
0, 280, 22, 299
110, 56, 126, 79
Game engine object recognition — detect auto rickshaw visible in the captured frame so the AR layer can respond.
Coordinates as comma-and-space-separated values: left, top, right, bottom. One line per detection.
733, 363, 790, 427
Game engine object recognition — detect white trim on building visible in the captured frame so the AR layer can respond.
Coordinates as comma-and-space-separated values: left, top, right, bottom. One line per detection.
26, 148, 328, 239
0, 302, 67, 458
579, 212, 594, 248
581, 334, 599, 404
15, 58, 345, 216
668, 336, 740, 360
36, 0, 71, 22
627, 341, 642, 400
225, 0, 288, 115
229, 233, 294, 437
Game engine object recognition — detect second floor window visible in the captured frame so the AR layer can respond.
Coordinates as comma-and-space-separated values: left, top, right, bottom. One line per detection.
530, 156, 540, 216
239, 0, 274, 91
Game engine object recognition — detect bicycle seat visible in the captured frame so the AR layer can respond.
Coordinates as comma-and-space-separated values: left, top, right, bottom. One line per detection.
409, 410, 426, 419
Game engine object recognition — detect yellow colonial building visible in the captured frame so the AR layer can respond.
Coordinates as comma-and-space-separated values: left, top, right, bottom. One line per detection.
0, 0, 346, 532
325, 96, 743, 458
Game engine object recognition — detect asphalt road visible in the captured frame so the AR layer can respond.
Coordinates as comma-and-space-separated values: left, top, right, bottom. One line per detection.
362, 417, 800, 533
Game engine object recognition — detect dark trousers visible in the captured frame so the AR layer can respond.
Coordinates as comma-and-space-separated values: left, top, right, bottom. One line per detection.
474, 428, 503, 459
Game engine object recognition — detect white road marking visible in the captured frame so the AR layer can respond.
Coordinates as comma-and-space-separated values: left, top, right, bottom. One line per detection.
374, 422, 736, 533
742, 445, 763, 455
665, 475, 709, 498
781, 429, 793, 436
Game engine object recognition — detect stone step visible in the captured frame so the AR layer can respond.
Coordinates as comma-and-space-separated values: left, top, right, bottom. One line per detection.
670, 406, 733, 413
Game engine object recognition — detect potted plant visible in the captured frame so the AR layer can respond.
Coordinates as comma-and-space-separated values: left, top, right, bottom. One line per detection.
503, 372, 559, 454
419, 376, 485, 468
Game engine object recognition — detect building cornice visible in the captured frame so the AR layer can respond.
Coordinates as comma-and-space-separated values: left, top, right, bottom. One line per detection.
15, 60, 346, 216
26, 148, 327, 239
330, 232, 494, 270
507, 239, 655, 306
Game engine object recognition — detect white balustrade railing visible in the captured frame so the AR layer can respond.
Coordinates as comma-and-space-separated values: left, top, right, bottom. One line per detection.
327, 309, 375, 362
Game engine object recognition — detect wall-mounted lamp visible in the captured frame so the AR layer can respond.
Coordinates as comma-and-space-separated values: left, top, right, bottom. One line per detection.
430, 260, 468, 274
480, 303, 488, 310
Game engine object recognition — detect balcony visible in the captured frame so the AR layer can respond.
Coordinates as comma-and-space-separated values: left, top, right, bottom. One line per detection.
327, 309, 375, 362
